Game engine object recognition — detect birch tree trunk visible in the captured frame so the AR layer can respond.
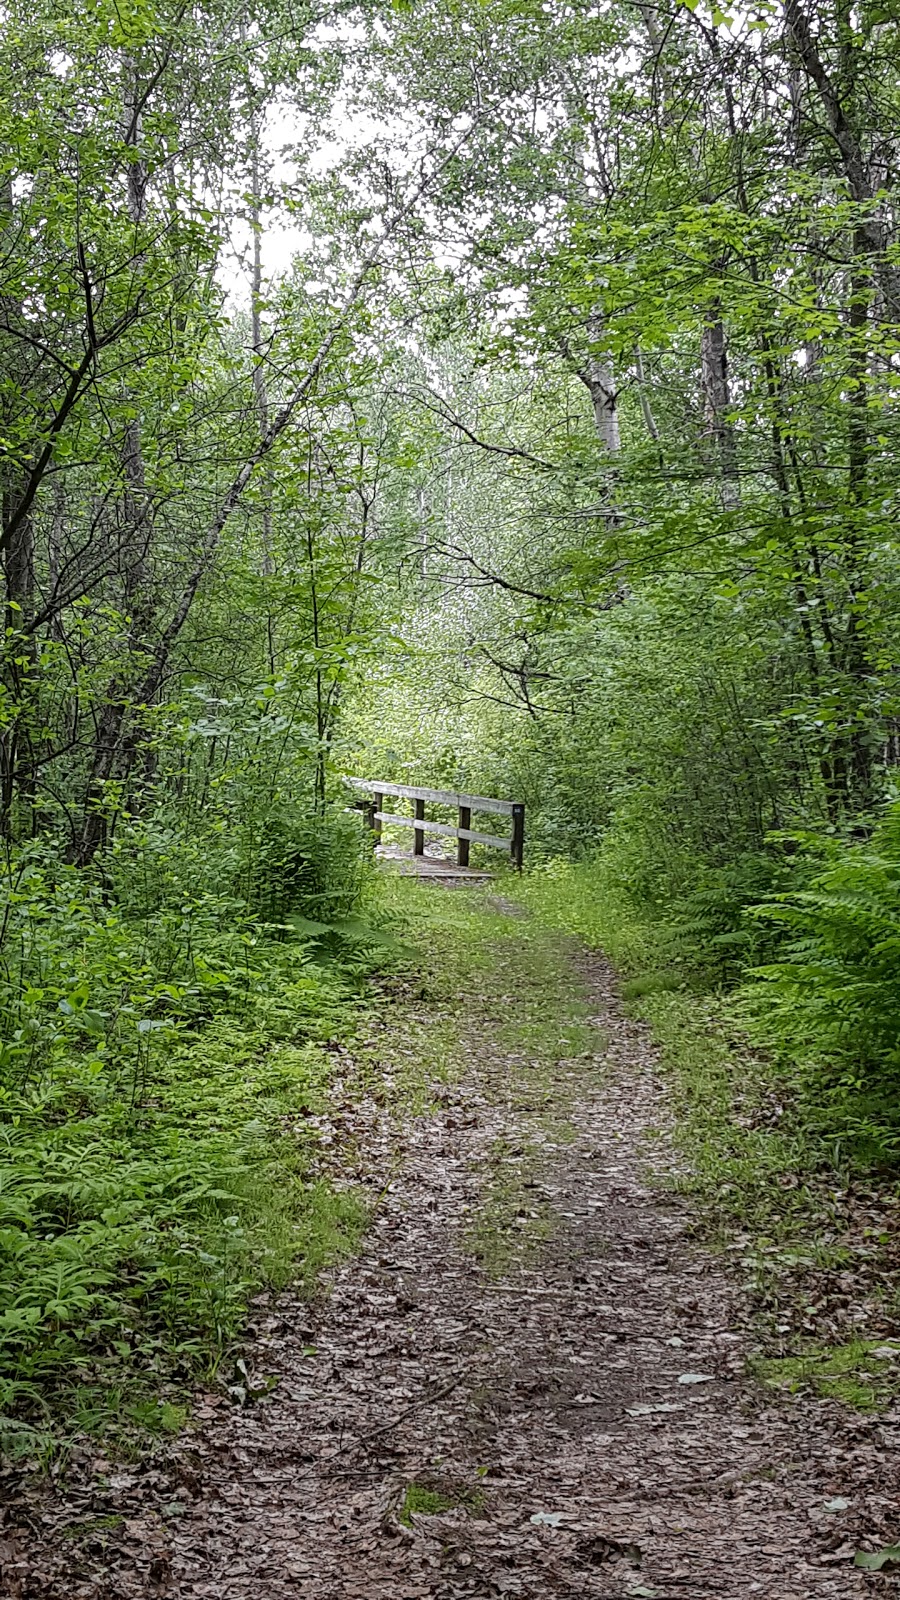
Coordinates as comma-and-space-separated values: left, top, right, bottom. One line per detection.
701, 311, 739, 508
634, 348, 660, 444
243, 14, 275, 596
582, 310, 620, 454
247, 98, 276, 678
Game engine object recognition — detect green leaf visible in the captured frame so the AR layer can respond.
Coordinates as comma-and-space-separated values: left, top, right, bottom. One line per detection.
284, 913, 333, 938
854, 1547, 900, 1572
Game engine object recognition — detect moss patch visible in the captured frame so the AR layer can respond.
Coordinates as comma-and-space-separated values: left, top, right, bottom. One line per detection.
400, 1483, 456, 1523
399, 1478, 484, 1524
58, 1515, 125, 1543
752, 1338, 900, 1412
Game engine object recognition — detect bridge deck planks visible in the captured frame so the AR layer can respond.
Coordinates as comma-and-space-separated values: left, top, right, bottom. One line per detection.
375, 844, 494, 881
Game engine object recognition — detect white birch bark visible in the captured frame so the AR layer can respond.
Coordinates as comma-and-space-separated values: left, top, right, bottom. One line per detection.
582, 310, 620, 454
701, 314, 740, 508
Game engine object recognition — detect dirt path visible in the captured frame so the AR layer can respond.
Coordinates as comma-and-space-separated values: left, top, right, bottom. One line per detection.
5, 941, 898, 1598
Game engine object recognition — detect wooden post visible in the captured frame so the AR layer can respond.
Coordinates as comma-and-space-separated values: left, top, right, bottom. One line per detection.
413, 796, 425, 856
457, 804, 471, 867
373, 792, 383, 843
511, 804, 525, 872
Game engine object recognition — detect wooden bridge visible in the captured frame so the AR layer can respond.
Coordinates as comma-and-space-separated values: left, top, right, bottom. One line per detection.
344, 778, 525, 880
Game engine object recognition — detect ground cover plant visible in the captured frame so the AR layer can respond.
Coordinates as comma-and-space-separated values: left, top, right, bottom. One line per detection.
0, 810, 387, 1458
25, 869, 899, 1598
0, 843, 594, 1461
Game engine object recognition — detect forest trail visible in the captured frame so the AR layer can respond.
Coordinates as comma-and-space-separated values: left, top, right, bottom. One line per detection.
7, 909, 896, 1599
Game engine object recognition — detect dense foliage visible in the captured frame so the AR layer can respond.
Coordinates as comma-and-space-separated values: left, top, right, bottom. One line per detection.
343, 0, 900, 1129
3, 0, 900, 1436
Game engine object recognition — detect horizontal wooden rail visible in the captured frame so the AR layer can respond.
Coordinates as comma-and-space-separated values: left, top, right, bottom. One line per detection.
343, 776, 525, 870
374, 811, 509, 851
343, 776, 516, 818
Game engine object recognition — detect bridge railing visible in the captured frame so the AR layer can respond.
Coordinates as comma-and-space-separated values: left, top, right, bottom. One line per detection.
343, 778, 525, 871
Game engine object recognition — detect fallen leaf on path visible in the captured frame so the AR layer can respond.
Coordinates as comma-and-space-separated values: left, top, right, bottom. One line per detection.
854, 1545, 900, 1571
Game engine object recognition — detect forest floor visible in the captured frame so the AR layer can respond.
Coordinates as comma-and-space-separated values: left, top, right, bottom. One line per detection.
2, 886, 898, 1599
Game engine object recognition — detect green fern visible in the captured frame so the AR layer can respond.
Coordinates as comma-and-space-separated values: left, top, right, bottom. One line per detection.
747, 804, 900, 1087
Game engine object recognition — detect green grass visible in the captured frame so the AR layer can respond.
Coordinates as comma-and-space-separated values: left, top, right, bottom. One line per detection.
621, 970, 683, 1000
752, 1339, 900, 1411
399, 1478, 485, 1524
507, 858, 660, 975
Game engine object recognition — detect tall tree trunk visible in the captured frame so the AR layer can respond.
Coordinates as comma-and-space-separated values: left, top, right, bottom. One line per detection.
247, 91, 276, 674
0, 176, 37, 835
582, 310, 620, 453
73, 56, 156, 864
0, 482, 36, 834
840, 227, 875, 811
700, 310, 739, 508
784, 0, 900, 316
634, 347, 661, 450
782, 0, 877, 811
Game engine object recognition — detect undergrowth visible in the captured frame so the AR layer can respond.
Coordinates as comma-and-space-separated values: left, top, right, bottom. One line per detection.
0, 849, 602, 1463
12, 812, 900, 1460
0, 808, 400, 1462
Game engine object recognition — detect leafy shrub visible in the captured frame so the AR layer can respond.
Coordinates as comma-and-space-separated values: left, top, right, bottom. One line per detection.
745, 805, 900, 1148
237, 807, 371, 926
665, 852, 800, 986
0, 809, 378, 1437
